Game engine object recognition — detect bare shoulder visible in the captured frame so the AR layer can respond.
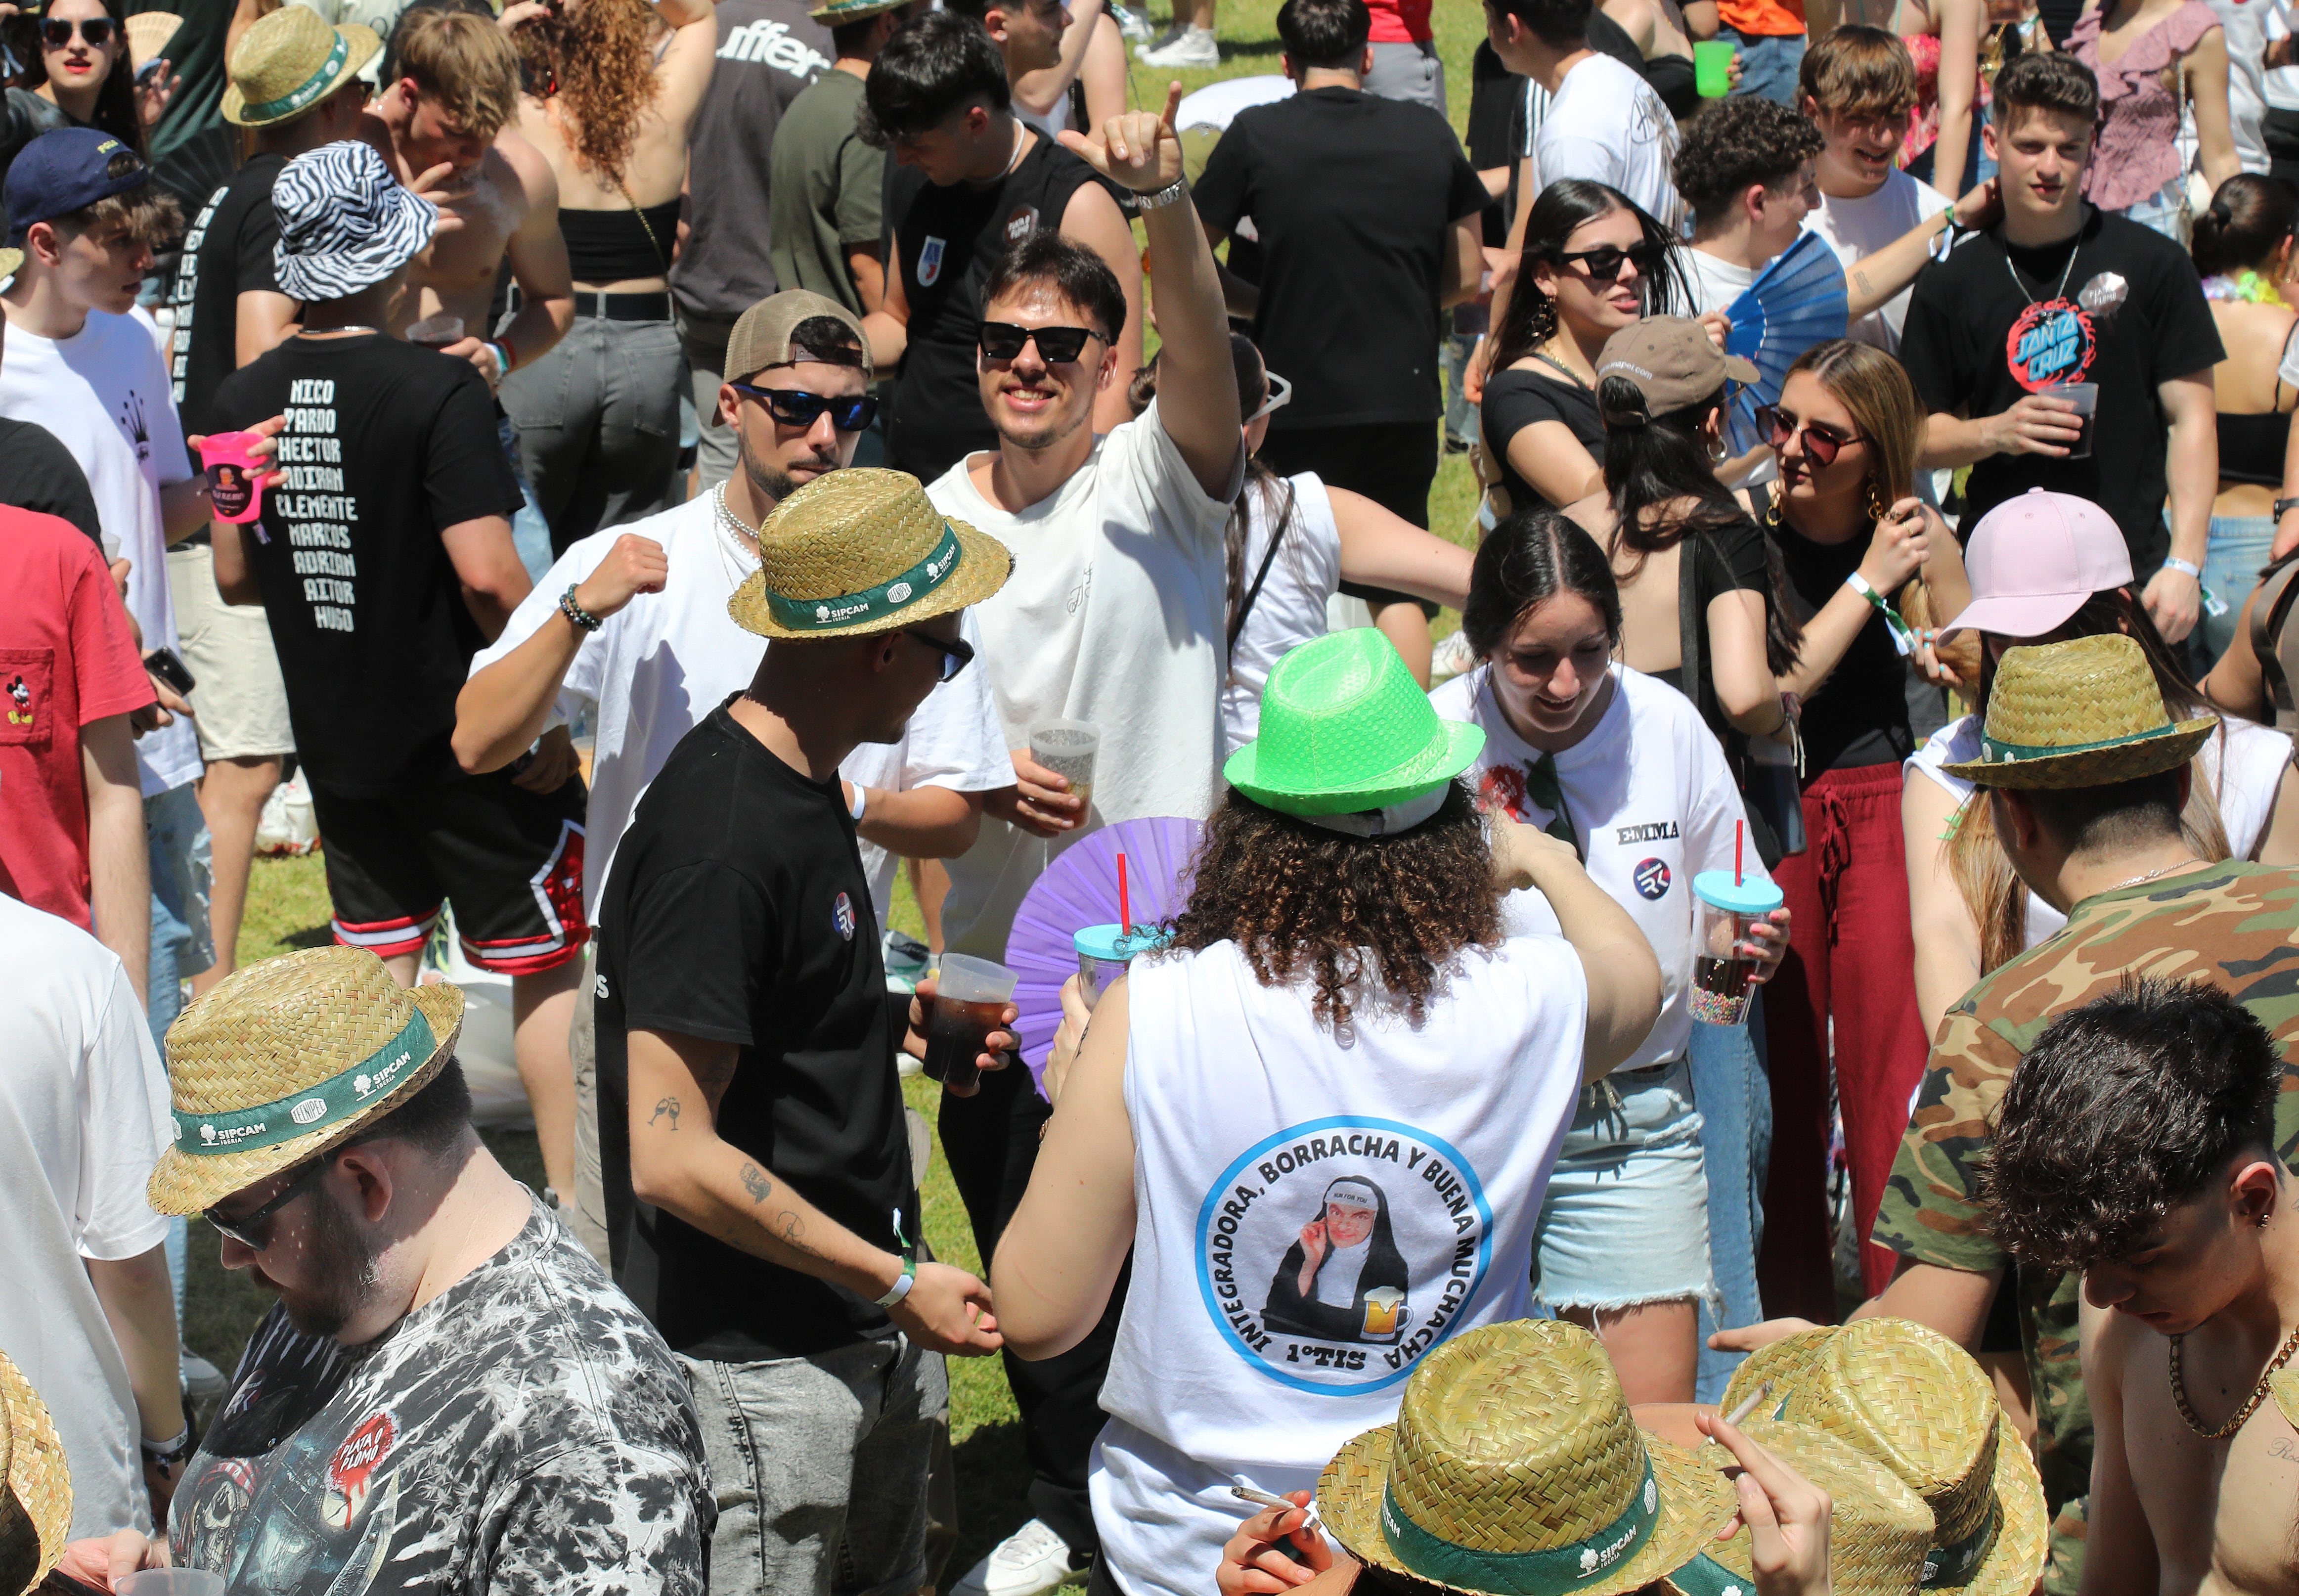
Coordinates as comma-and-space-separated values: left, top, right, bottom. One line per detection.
1562, 490, 1611, 534
490, 130, 560, 212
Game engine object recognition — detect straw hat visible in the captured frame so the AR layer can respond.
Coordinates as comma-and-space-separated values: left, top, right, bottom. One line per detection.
1665, 1420, 1933, 1596
124, 11, 182, 73
148, 947, 465, 1216
727, 468, 1012, 642
1318, 1321, 1737, 1596
1717, 1320, 2048, 1596
221, 4, 381, 127
809, 0, 913, 20
0, 1347, 71, 1596
1939, 633, 2215, 791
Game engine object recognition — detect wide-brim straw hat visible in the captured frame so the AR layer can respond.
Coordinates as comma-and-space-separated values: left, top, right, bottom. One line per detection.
1318, 1321, 1737, 1596
124, 11, 183, 73
728, 467, 1012, 642
808, 0, 911, 19
1226, 629, 1484, 818
1940, 632, 2215, 791
1717, 1321, 2048, 1596
0, 1347, 71, 1595
1665, 1419, 1933, 1596
149, 947, 464, 1216
222, 5, 380, 127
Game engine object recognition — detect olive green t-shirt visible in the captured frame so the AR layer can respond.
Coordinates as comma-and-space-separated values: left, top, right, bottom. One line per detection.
767, 67, 884, 319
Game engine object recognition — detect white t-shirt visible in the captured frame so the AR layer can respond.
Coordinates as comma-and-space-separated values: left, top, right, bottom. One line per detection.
840, 659, 1015, 924
468, 493, 1012, 920
1431, 663, 1769, 1070
1224, 472, 1342, 755
0, 892, 171, 1543
1535, 53, 1682, 229
1177, 74, 1293, 131
928, 400, 1237, 961
1679, 248, 1778, 488
1804, 171, 1952, 353
1095, 935, 1587, 1596
0, 309, 201, 794
2202, 0, 2269, 174
1905, 709, 2294, 949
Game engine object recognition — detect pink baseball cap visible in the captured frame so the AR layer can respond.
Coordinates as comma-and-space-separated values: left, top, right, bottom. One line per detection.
1939, 488, 2134, 641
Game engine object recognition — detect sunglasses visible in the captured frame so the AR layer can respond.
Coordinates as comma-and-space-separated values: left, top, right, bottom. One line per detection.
906, 628, 974, 683
203, 1156, 331, 1250
1555, 242, 1665, 282
1755, 402, 1869, 466
730, 385, 879, 433
1249, 371, 1293, 422
979, 321, 1101, 364
42, 16, 115, 47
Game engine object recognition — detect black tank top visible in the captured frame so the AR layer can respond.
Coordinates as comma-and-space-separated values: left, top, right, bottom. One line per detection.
1762, 488, 1916, 775
560, 198, 680, 284
2217, 409, 2293, 487
882, 132, 1103, 483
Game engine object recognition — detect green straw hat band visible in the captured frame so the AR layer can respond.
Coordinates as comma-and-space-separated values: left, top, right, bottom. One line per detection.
1382, 1458, 1660, 1596
760, 520, 962, 633
172, 1006, 437, 1155
243, 30, 350, 121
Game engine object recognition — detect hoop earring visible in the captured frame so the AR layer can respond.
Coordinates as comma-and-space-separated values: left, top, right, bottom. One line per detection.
1707, 436, 1727, 464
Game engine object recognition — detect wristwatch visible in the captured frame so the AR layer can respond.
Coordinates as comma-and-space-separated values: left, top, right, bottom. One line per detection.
1133, 177, 1189, 213
2275, 496, 2299, 521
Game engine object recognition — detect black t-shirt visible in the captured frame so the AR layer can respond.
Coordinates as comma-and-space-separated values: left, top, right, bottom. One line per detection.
0, 418, 103, 546
1196, 87, 1487, 433
1899, 208, 2222, 575
1467, 44, 1520, 249
595, 705, 915, 1362
1482, 366, 1604, 509
1773, 513, 1913, 774
882, 134, 1101, 483
169, 154, 286, 453
212, 335, 521, 795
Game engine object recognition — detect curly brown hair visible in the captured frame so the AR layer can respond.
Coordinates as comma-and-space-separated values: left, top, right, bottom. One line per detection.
1161, 783, 1504, 1030
515, 0, 663, 184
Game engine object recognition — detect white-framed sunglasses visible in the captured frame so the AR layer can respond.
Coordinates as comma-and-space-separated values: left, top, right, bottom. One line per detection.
1249, 372, 1293, 422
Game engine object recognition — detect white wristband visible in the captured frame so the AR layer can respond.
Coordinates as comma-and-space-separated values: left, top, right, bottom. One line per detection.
849, 783, 868, 822
1844, 571, 1879, 601
2162, 557, 2203, 579
876, 1267, 914, 1308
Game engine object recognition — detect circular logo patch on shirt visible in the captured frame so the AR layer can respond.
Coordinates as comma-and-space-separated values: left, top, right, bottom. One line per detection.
2005, 298, 2096, 391
323, 1409, 399, 1530
1634, 859, 1671, 901
833, 891, 857, 942
1195, 1116, 1493, 1395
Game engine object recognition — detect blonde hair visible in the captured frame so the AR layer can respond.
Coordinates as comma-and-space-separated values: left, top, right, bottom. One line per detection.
394, 10, 518, 141
1799, 25, 1918, 120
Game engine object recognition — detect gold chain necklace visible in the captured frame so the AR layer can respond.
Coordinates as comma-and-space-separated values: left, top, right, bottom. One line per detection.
2168, 1319, 2299, 1440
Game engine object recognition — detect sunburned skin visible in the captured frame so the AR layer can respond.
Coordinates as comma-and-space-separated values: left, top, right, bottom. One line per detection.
391, 138, 541, 336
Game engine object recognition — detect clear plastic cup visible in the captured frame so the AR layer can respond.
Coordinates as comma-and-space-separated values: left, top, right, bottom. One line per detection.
923, 953, 1018, 1092
1029, 720, 1100, 815
1072, 924, 1172, 1009
406, 312, 464, 349
119, 1572, 230, 1596
1689, 870, 1785, 1026
1694, 40, 1735, 96
2057, 382, 2099, 460
199, 429, 267, 525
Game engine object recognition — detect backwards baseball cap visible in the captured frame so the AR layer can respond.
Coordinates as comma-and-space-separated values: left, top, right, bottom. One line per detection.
1595, 317, 1759, 424
725, 289, 873, 387
3, 127, 149, 248
1940, 488, 2133, 642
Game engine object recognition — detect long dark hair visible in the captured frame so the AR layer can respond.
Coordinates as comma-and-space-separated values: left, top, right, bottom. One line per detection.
1489, 180, 1688, 371
15, 0, 144, 154
1461, 507, 1623, 657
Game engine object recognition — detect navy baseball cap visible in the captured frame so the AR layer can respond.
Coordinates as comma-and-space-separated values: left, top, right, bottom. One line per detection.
4, 128, 150, 248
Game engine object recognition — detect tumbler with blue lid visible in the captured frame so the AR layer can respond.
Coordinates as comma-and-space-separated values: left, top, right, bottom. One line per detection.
1073, 924, 1172, 1009
1690, 869, 1783, 1025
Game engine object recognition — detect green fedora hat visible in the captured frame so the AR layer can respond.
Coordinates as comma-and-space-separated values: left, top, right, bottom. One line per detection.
1225, 629, 1484, 826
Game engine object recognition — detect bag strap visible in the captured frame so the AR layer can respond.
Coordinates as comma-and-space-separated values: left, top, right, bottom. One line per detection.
2249, 555, 2299, 732
1228, 479, 1297, 662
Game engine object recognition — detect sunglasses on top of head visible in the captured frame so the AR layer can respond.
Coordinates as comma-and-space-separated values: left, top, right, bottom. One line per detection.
43, 16, 116, 47
729, 385, 880, 433
979, 322, 1101, 364
1755, 402, 1868, 466
1554, 242, 1665, 282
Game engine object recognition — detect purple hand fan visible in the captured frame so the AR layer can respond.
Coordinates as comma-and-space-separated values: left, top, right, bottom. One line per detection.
1004, 815, 1205, 1096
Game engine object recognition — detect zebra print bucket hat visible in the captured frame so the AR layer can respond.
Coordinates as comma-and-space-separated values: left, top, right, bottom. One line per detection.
271, 140, 437, 303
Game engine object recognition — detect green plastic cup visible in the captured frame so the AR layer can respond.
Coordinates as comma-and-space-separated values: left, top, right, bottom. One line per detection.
1695, 40, 1734, 98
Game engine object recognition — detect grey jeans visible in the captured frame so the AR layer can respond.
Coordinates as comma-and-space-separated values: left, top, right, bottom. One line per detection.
679, 310, 742, 493
500, 313, 685, 558
568, 946, 612, 1266
1364, 39, 1446, 116
680, 1335, 949, 1596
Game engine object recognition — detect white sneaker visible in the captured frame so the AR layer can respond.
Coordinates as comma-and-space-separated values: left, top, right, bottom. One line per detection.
953, 1519, 1088, 1596
1133, 20, 1181, 58
1137, 22, 1218, 66
1429, 629, 1479, 684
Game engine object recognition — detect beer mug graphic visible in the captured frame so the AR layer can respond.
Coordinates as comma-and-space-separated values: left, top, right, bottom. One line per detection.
1361, 1287, 1409, 1341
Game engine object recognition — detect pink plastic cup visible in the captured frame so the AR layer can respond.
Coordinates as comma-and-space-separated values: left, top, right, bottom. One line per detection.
200, 430, 266, 525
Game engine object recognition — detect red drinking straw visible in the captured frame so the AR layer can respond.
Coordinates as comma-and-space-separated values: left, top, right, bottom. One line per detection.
1735, 821, 1744, 887
1117, 851, 1132, 935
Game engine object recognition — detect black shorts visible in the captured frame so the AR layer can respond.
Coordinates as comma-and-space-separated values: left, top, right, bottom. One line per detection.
310, 770, 589, 976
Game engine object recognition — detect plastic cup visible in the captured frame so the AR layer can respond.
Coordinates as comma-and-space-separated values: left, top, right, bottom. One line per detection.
1694, 40, 1735, 97
1072, 923, 1173, 1009
406, 312, 464, 349
119, 1573, 230, 1596
2056, 382, 2099, 460
1030, 720, 1100, 814
1689, 870, 1785, 1026
199, 429, 267, 525
922, 953, 1018, 1092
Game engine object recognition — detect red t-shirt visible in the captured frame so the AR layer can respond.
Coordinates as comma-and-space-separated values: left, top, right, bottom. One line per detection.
0, 505, 156, 929
1369, 0, 1432, 43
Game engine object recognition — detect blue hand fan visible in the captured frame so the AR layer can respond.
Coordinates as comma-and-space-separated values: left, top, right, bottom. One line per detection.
1723, 231, 1850, 457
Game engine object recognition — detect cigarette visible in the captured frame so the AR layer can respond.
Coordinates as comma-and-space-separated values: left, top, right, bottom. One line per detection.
1231, 1485, 1322, 1526
1722, 1381, 1772, 1428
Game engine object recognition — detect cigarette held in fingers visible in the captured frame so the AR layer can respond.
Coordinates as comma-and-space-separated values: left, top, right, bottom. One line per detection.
1231, 1485, 1322, 1528
1722, 1381, 1773, 1428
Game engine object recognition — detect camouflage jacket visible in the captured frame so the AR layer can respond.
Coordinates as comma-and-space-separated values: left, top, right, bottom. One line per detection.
1872, 861, 2299, 1526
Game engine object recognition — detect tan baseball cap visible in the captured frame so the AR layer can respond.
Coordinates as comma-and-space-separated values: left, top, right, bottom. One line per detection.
725, 289, 873, 387
1594, 317, 1758, 420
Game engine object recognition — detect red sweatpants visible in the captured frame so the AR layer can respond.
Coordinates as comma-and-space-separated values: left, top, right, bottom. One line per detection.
1756, 761, 1934, 1321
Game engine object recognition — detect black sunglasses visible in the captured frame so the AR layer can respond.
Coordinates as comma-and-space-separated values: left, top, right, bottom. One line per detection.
1555, 242, 1665, 282
1755, 402, 1869, 467
730, 385, 879, 433
42, 16, 114, 47
906, 628, 973, 683
203, 1156, 331, 1250
979, 322, 1100, 364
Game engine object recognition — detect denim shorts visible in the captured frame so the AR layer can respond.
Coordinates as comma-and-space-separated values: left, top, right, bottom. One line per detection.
1532, 1057, 1721, 1314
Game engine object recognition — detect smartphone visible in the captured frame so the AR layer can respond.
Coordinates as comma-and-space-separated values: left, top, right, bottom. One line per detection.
135, 54, 165, 87
146, 646, 197, 698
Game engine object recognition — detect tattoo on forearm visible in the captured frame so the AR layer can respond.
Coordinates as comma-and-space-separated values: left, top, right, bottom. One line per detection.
739, 1162, 771, 1203
774, 1209, 825, 1261
694, 1051, 739, 1106
1853, 269, 1874, 299
649, 1096, 681, 1129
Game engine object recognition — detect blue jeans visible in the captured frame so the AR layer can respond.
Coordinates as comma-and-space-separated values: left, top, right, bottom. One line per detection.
1723, 28, 1806, 106
146, 779, 211, 1333
1690, 993, 1770, 1403
2197, 513, 2276, 671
